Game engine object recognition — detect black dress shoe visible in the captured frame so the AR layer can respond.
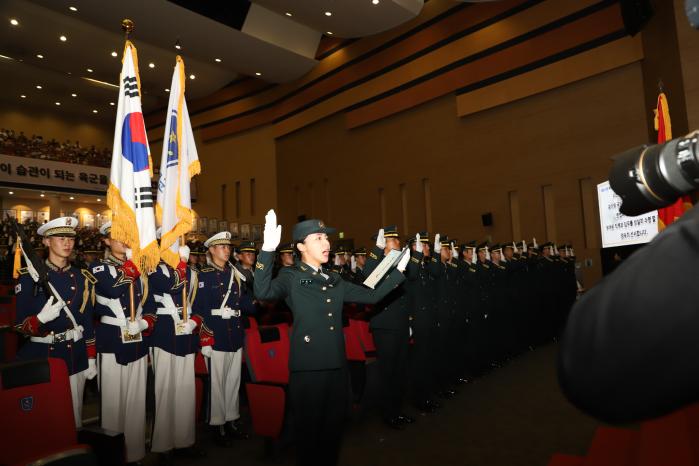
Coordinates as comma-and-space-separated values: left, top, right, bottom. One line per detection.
173, 445, 207, 458
211, 425, 233, 447
397, 414, 416, 424
384, 417, 406, 430
225, 421, 250, 440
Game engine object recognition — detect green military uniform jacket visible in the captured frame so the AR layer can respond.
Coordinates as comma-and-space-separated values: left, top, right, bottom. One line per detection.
254, 250, 406, 371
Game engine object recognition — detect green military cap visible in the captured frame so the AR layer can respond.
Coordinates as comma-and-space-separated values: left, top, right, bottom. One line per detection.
490, 243, 503, 253
461, 241, 477, 250
292, 219, 336, 242
477, 241, 489, 251
408, 231, 429, 244
353, 247, 367, 256
334, 245, 348, 255
278, 242, 295, 254
541, 241, 554, 249
383, 225, 399, 238
440, 236, 452, 248
238, 241, 257, 253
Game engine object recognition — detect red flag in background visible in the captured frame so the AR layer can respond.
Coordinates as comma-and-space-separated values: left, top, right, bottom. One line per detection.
655, 92, 692, 230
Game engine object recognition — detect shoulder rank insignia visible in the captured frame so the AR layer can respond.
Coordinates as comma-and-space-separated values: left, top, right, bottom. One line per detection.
81, 269, 97, 285
255, 262, 265, 271
200, 267, 214, 273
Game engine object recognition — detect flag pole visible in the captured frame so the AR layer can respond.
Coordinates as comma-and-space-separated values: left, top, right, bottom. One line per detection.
181, 235, 188, 322
122, 18, 135, 323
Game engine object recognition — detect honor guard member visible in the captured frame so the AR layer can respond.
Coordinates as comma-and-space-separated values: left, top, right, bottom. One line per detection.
254, 210, 410, 466
365, 226, 419, 429
193, 231, 255, 446
145, 238, 206, 459
14, 216, 97, 427
91, 222, 151, 464
235, 241, 257, 292
186, 241, 200, 270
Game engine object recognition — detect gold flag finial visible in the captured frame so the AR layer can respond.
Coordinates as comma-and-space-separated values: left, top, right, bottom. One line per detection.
121, 19, 134, 38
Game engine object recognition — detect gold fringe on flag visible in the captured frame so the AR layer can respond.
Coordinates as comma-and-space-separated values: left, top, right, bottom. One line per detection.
12, 236, 21, 279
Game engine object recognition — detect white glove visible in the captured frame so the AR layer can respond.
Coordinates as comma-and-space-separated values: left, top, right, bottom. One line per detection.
334, 254, 341, 267
37, 296, 63, 324
414, 233, 423, 254
376, 229, 386, 249
182, 319, 197, 335
396, 249, 411, 273
85, 359, 97, 380
350, 255, 357, 272
26, 259, 39, 283
433, 233, 441, 255
262, 209, 282, 252
451, 243, 458, 259
522, 241, 528, 253
125, 248, 133, 260
201, 345, 213, 358
179, 245, 190, 261
126, 318, 148, 336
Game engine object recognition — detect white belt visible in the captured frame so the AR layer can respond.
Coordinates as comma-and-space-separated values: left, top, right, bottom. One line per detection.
156, 307, 183, 323
211, 308, 241, 319
100, 316, 127, 327
96, 295, 126, 318
31, 329, 76, 344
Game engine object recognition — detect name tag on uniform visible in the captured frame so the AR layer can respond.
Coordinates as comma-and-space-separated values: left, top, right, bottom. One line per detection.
92, 265, 105, 274
300, 279, 312, 286
199, 281, 205, 288
15, 284, 21, 294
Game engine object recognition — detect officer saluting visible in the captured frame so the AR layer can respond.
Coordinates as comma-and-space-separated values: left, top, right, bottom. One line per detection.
254, 210, 410, 466
14, 216, 97, 427
90, 221, 150, 463
193, 231, 255, 446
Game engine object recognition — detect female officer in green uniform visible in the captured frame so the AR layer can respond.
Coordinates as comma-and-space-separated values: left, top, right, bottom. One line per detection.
254, 210, 410, 466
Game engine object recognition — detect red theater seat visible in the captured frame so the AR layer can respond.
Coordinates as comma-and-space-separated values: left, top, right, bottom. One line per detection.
344, 320, 366, 361
547, 454, 584, 466
353, 319, 376, 355
0, 358, 94, 465
244, 324, 290, 439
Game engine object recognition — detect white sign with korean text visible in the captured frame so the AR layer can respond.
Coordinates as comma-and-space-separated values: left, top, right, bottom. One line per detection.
0, 154, 109, 193
597, 180, 659, 248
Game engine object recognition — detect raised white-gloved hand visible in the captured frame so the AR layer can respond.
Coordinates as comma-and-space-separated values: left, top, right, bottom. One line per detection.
201, 345, 213, 358
351, 255, 357, 272
396, 249, 411, 273
451, 243, 458, 259
433, 233, 441, 255
125, 248, 133, 260
414, 233, 423, 254
334, 254, 341, 267
182, 319, 198, 335
375, 229, 386, 249
522, 241, 528, 253
179, 245, 190, 261
37, 296, 63, 324
262, 209, 282, 252
85, 359, 97, 380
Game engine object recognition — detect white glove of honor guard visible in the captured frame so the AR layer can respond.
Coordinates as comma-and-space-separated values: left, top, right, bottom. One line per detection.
182, 319, 198, 335
334, 255, 342, 267
433, 233, 441, 255
262, 209, 282, 252
451, 243, 458, 259
85, 359, 97, 380
37, 296, 63, 324
396, 249, 411, 273
201, 345, 213, 358
351, 255, 357, 272
127, 318, 149, 336
376, 229, 386, 249
414, 233, 423, 254
179, 245, 190, 261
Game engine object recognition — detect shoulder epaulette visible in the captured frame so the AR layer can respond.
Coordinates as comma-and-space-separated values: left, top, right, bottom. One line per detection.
81, 269, 97, 284
200, 267, 215, 273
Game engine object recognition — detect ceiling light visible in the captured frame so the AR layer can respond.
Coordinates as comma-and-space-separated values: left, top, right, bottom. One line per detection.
148, 62, 155, 68
326, 31, 333, 35
214, 58, 221, 63
20, 94, 26, 98
69, 196, 74, 200
71, 93, 77, 97
55, 102, 61, 106
69, 6, 77, 12
111, 51, 117, 57
10, 19, 19, 26
109, 102, 115, 106
92, 109, 98, 113
36, 54, 44, 59
86, 68, 93, 73
372, 0, 379, 4
285, 12, 292, 17
40, 193, 45, 197
59, 35, 67, 42
97, 198, 101, 202
0, 54, 14, 60
255, 72, 261, 76
325, 11, 332, 16
165, 88, 170, 92
189, 74, 195, 80
8, 191, 13, 195
36, 85, 42, 89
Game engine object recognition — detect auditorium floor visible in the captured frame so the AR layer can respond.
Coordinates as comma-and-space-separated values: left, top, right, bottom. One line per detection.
115, 343, 601, 466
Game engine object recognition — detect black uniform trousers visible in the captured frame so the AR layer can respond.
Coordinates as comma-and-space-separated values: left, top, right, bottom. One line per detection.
289, 368, 349, 466
372, 328, 409, 420
410, 312, 437, 404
